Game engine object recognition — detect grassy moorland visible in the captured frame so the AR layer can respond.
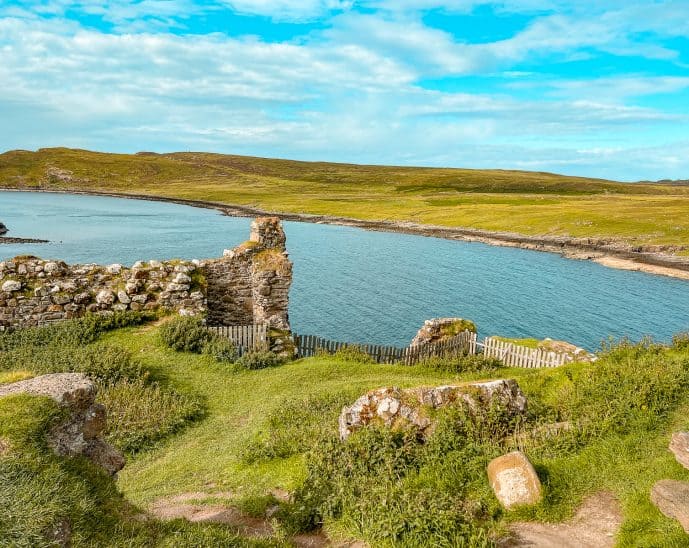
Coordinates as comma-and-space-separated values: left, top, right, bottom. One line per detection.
3, 314, 689, 546
3, 148, 689, 251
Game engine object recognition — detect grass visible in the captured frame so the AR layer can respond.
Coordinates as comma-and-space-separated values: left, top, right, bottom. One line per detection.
3, 147, 689, 249
4, 318, 689, 545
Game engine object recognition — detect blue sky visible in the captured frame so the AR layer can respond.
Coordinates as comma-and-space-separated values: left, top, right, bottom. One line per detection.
1, 1, 688, 181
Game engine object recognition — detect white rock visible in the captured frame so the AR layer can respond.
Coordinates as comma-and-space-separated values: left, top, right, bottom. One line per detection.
117, 291, 131, 304
149, 260, 162, 268
173, 272, 192, 284
106, 264, 123, 274
96, 290, 115, 305
44, 262, 60, 274
1, 280, 21, 292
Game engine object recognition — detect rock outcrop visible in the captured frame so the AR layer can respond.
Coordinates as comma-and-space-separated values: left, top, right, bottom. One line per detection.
537, 338, 596, 363
487, 451, 542, 509
338, 379, 527, 440
410, 317, 477, 347
670, 432, 689, 470
0, 217, 293, 331
650, 479, 689, 533
0, 373, 125, 475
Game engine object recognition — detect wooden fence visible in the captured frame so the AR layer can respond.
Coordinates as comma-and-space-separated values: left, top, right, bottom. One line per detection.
208, 325, 572, 369
480, 337, 569, 368
209, 324, 269, 354
293, 330, 477, 366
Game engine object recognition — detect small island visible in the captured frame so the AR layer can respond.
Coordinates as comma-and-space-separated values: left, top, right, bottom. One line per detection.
0, 221, 49, 244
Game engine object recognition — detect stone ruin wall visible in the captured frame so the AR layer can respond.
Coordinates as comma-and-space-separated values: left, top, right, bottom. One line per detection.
0, 217, 292, 331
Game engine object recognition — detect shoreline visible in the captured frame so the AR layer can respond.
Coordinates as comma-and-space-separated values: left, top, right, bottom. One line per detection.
2, 186, 689, 281
0, 236, 49, 245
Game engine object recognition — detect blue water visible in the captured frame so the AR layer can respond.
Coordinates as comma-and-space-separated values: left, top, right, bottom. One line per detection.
1, 190, 688, 350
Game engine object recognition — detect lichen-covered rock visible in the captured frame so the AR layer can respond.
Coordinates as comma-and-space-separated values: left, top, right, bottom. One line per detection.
338, 379, 527, 440
538, 338, 596, 363
0, 373, 125, 476
1, 279, 21, 292
411, 317, 477, 347
651, 479, 689, 533
487, 451, 542, 509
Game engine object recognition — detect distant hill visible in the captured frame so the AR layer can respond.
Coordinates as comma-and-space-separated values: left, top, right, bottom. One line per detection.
2, 147, 689, 250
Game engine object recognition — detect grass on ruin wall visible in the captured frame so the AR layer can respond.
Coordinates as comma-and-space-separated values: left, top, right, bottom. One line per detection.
3, 148, 689, 249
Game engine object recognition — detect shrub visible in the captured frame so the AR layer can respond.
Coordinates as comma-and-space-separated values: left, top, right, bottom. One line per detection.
332, 345, 375, 364
99, 378, 204, 454
282, 400, 514, 544
0, 311, 155, 351
672, 332, 689, 351
560, 339, 689, 436
418, 354, 502, 374
236, 351, 285, 371
159, 316, 212, 353
241, 393, 354, 463
202, 337, 238, 363
0, 343, 143, 386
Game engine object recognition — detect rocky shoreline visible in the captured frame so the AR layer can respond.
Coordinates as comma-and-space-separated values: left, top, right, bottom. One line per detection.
2, 187, 689, 281
0, 236, 49, 244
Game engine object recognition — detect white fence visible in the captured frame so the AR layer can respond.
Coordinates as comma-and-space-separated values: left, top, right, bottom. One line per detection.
208, 325, 572, 369
480, 336, 570, 368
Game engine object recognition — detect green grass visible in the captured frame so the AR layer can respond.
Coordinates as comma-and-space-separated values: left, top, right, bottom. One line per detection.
4, 147, 689, 249
4, 319, 689, 545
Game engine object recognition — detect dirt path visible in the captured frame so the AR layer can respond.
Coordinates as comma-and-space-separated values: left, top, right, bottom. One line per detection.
149, 491, 364, 547
503, 492, 622, 547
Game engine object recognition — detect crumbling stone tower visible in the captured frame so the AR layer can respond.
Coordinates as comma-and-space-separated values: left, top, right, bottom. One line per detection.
204, 217, 292, 330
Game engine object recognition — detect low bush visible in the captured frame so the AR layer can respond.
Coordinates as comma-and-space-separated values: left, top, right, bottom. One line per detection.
559, 339, 689, 436
0, 311, 155, 351
672, 332, 689, 351
202, 337, 238, 363
99, 378, 204, 454
236, 351, 285, 371
241, 393, 354, 463
282, 400, 513, 544
0, 343, 143, 386
159, 315, 212, 353
418, 353, 502, 374
332, 345, 375, 364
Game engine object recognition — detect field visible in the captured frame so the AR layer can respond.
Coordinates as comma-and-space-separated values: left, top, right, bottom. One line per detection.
3, 314, 689, 546
3, 148, 689, 250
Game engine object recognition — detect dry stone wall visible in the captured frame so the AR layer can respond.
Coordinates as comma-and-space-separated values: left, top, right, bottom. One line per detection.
0, 217, 292, 331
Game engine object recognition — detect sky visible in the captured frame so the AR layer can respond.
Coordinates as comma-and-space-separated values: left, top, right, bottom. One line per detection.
0, 1, 688, 181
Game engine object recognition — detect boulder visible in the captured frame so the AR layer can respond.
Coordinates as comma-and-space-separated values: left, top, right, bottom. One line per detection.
0, 373, 125, 476
650, 479, 689, 532
410, 317, 477, 347
1, 280, 22, 292
117, 290, 131, 304
106, 263, 123, 274
538, 338, 596, 363
338, 379, 527, 440
96, 289, 115, 305
670, 432, 689, 470
487, 451, 542, 509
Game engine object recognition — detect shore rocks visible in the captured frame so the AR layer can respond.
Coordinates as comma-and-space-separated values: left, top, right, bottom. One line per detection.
410, 317, 477, 347
338, 379, 527, 440
0, 373, 125, 476
650, 480, 689, 533
537, 338, 596, 363
488, 451, 542, 509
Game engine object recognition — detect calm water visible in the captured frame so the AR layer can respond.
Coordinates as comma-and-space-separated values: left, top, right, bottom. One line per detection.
2, 190, 689, 350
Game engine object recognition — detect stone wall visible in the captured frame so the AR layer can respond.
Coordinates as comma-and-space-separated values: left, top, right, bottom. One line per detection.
0, 217, 292, 330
